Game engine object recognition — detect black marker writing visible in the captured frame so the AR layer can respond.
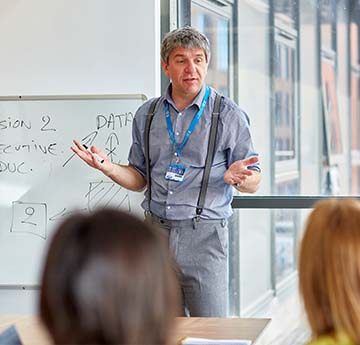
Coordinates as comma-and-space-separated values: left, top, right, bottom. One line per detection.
96, 112, 133, 130
0, 160, 30, 174
0, 141, 57, 155
0, 117, 31, 130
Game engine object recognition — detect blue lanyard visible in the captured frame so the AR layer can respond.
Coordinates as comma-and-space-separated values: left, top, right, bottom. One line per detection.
165, 86, 210, 157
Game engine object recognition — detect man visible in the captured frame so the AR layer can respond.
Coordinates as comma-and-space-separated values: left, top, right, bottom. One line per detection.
72, 26, 261, 317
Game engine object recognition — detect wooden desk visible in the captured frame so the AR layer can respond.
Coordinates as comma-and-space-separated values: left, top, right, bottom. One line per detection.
172, 318, 270, 343
0, 315, 270, 344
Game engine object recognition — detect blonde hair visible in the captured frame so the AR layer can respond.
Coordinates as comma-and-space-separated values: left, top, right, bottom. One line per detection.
299, 198, 360, 342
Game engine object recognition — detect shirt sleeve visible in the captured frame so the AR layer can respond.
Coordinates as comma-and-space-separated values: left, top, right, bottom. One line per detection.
127, 104, 147, 177
223, 103, 261, 172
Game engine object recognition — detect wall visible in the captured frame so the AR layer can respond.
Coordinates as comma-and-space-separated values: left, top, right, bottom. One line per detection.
0, 0, 161, 97
0, 0, 161, 314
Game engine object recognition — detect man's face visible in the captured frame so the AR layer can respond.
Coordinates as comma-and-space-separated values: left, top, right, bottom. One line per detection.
162, 47, 209, 99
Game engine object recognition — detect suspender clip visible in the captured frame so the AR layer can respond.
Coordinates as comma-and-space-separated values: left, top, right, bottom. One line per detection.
144, 210, 152, 218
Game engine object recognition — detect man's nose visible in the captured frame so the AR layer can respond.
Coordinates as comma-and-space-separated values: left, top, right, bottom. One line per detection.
185, 61, 196, 73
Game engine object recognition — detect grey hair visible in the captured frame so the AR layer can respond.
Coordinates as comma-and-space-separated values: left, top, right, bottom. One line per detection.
161, 26, 211, 64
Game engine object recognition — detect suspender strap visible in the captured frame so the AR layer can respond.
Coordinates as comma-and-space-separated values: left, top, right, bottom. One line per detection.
144, 97, 162, 213
196, 93, 222, 217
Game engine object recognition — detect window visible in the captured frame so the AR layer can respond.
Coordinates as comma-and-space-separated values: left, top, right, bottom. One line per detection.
273, 34, 297, 164
319, 0, 337, 51
351, 69, 360, 193
271, 4, 300, 289
273, 0, 297, 28
321, 56, 342, 160
171, 0, 360, 317
351, 21, 360, 194
191, 0, 233, 97
273, 180, 299, 283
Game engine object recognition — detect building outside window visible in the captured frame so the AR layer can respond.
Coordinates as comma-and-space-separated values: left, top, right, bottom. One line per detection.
191, 0, 233, 97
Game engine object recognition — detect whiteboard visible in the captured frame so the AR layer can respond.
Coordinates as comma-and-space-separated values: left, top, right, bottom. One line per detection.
0, 94, 146, 286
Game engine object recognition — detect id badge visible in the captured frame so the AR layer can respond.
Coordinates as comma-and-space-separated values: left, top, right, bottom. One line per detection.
165, 164, 186, 182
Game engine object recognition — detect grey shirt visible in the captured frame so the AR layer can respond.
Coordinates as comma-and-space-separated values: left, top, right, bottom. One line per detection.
128, 84, 260, 220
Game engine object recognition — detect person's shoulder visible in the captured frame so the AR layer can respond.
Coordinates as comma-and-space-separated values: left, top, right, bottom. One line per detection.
137, 96, 163, 113
134, 96, 164, 121
221, 95, 241, 113
210, 89, 250, 125
307, 331, 355, 345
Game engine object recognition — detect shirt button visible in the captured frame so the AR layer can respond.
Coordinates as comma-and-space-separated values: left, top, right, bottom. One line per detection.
169, 191, 173, 195
167, 206, 171, 209
176, 131, 180, 136
178, 112, 182, 116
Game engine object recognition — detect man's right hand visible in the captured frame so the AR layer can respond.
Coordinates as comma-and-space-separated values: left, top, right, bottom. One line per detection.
71, 139, 146, 192
71, 139, 114, 177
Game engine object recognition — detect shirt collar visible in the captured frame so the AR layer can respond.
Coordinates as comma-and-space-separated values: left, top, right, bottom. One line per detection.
164, 83, 207, 111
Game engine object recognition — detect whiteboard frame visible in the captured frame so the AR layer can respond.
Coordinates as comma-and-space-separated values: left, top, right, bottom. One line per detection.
0, 94, 147, 102
0, 285, 39, 290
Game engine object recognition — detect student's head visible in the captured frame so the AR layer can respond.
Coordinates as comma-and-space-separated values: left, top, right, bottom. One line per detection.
39, 208, 180, 344
161, 26, 210, 98
299, 198, 360, 342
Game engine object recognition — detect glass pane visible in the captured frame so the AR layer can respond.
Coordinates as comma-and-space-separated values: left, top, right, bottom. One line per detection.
350, 22, 359, 65
351, 74, 360, 152
351, 72, 360, 194
319, 0, 336, 51
321, 58, 342, 156
274, 209, 297, 281
352, 166, 360, 194
192, 3, 230, 96
273, 0, 297, 27
273, 40, 296, 162
274, 179, 300, 283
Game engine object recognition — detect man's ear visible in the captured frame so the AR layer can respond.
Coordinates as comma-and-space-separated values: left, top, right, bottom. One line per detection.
161, 60, 170, 77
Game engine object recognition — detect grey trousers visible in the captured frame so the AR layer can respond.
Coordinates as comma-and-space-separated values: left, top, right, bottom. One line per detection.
148, 214, 229, 317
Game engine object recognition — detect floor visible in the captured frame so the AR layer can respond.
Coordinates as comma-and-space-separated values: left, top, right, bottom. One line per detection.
254, 290, 311, 345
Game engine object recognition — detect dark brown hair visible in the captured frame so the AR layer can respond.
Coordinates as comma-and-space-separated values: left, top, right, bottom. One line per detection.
39, 208, 180, 344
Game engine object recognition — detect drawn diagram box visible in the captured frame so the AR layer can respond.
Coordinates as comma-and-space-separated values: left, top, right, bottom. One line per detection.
11, 201, 47, 239
87, 181, 131, 212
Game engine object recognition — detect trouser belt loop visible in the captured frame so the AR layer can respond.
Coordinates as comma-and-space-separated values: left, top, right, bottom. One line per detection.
221, 219, 226, 227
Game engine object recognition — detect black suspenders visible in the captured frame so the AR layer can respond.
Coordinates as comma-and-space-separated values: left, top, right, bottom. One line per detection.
196, 93, 222, 217
144, 96, 163, 214
144, 92, 223, 218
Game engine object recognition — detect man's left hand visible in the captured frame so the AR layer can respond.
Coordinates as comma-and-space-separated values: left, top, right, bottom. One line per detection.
224, 156, 260, 192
